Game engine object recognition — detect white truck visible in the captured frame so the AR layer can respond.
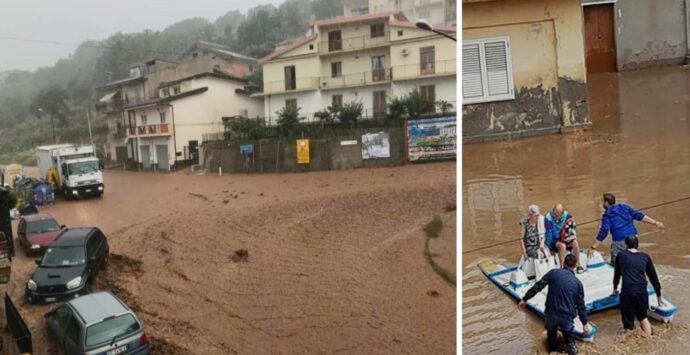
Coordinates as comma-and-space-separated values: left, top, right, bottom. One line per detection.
37, 144, 104, 198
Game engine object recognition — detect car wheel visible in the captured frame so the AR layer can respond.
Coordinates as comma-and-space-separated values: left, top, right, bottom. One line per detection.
102, 255, 109, 270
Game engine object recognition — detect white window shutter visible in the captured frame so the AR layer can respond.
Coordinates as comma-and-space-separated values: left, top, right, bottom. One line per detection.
462, 44, 483, 99
483, 41, 510, 96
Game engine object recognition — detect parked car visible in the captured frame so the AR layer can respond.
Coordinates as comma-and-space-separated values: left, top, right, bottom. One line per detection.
26, 227, 109, 304
45, 291, 149, 355
17, 213, 64, 255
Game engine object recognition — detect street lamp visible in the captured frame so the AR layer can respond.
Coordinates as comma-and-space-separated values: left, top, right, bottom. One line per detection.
415, 19, 457, 42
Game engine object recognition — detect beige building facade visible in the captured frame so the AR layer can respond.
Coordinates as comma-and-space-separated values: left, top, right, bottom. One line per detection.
123, 73, 263, 169
258, 12, 457, 124
462, 0, 589, 142
343, 0, 456, 26
97, 41, 259, 165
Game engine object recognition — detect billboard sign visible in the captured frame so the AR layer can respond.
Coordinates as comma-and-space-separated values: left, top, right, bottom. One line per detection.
361, 132, 390, 159
407, 116, 456, 162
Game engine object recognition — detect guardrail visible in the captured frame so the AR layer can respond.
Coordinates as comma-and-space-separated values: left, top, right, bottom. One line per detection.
391, 59, 457, 80
5, 293, 32, 354
318, 34, 390, 55
127, 123, 171, 137
320, 69, 391, 89
263, 77, 320, 95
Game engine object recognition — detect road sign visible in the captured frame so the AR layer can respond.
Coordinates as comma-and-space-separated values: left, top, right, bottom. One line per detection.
240, 144, 254, 154
296, 139, 309, 164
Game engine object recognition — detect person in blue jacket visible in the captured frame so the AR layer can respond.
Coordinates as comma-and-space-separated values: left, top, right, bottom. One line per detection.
588, 193, 664, 264
519, 254, 588, 354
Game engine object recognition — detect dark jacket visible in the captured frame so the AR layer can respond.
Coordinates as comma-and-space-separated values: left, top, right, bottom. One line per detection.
596, 204, 645, 242
614, 249, 661, 297
522, 268, 588, 324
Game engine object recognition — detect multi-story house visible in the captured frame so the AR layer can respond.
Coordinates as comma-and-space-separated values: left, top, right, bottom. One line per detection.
97, 41, 259, 166
98, 59, 175, 164
256, 11, 456, 124
122, 71, 263, 170
343, 0, 456, 26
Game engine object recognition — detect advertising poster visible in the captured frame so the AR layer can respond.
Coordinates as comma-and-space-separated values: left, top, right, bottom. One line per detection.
406, 116, 456, 162
296, 139, 310, 164
361, 132, 391, 159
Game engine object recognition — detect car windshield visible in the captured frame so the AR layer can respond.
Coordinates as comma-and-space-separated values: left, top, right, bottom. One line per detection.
40, 246, 86, 267
85, 314, 140, 347
67, 161, 99, 176
27, 219, 60, 235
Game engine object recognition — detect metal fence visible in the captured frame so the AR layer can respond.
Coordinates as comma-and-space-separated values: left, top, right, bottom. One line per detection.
5, 293, 32, 354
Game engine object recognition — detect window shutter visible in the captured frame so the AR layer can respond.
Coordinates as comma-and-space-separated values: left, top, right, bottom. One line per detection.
462, 44, 483, 99
483, 41, 510, 96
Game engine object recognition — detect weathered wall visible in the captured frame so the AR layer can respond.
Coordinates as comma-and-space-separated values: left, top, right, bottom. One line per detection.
204, 127, 405, 173
462, 0, 589, 142
614, 0, 688, 70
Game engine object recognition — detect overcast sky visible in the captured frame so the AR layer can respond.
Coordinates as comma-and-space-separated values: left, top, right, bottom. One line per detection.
0, 0, 284, 72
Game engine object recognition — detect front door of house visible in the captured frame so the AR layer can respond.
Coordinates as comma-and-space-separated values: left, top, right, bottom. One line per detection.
584, 4, 617, 73
140, 146, 151, 168
156, 145, 169, 170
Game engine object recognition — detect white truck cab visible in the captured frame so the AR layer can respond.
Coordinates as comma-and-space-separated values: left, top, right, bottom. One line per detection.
37, 145, 104, 198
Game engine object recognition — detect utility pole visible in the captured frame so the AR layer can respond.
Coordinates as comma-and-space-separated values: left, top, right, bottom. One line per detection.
86, 107, 94, 147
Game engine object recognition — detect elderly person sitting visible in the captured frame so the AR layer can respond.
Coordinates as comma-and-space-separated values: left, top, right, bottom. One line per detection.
520, 204, 547, 260
545, 204, 583, 273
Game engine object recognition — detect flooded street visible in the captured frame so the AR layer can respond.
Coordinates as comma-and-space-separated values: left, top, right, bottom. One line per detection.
463, 66, 690, 354
8, 163, 456, 354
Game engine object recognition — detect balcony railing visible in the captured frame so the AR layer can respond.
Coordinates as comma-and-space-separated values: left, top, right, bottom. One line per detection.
263, 77, 320, 95
127, 123, 171, 137
318, 34, 390, 55
320, 69, 391, 89
391, 59, 457, 81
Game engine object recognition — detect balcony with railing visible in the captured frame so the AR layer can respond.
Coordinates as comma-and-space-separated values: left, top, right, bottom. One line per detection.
391, 59, 457, 81
318, 34, 390, 55
320, 69, 391, 89
263, 77, 320, 95
108, 121, 127, 139
127, 123, 172, 138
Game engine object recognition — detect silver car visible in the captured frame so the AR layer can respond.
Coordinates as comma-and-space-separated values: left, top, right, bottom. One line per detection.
45, 291, 149, 355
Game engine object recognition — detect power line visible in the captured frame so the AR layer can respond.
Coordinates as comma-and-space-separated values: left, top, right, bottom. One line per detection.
462, 195, 690, 255
0, 35, 185, 57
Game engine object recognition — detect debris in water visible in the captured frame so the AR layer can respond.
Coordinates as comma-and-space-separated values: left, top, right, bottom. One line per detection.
230, 249, 249, 262
427, 290, 440, 297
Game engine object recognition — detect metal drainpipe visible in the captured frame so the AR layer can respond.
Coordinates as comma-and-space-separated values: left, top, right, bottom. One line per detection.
169, 103, 178, 170
686, 0, 690, 64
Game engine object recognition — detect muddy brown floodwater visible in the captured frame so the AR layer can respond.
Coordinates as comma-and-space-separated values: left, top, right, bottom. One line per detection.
8, 162, 456, 354
463, 66, 690, 354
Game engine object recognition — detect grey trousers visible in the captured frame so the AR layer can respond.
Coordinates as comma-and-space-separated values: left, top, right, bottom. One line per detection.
610, 238, 634, 264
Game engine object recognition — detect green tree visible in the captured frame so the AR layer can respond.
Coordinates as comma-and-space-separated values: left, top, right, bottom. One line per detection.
404, 89, 435, 118
436, 100, 454, 115
30, 86, 70, 143
314, 105, 339, 127
224, 116, 270, 140
276, 105, 303, 135
387, 95, 408, 121
338, 100, 364, 128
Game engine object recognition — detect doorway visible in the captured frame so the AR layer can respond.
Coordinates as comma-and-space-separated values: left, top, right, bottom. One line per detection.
584, 4, 617, 73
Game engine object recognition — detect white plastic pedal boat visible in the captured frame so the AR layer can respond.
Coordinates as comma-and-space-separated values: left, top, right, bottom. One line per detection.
478, 250, 677, 342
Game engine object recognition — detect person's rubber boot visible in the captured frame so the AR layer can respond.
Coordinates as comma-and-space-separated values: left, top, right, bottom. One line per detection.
565, 340, 578, 355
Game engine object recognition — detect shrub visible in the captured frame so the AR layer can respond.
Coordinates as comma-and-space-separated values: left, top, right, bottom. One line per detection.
338, 100, 363, 129
436, 100, 454, 115
276, 105, 303, 135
